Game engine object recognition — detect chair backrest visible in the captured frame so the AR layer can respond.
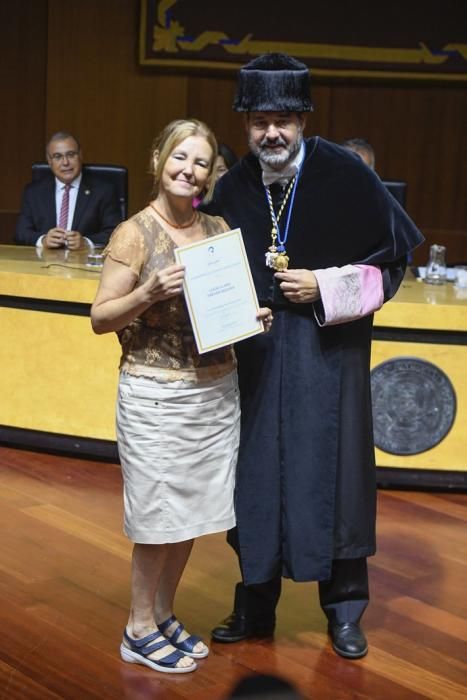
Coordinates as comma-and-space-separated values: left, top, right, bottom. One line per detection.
31, 162, 128, 220
382, 180, 407, 209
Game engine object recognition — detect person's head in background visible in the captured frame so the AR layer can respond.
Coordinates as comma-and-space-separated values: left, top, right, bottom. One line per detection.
191, 137, 235, 207
46, 131, 82, 184
215, 143, 238, 180
342, 138, 375, 170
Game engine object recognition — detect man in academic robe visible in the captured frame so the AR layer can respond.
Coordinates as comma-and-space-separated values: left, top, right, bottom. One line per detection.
15, 131, 121, 249
202, 53, 423, 659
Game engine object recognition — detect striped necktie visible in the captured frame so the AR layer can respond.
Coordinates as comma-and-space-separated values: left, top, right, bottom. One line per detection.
58, 184, 71, 229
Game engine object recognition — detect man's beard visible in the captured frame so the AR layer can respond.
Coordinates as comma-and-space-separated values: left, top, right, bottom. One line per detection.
249, 129, 303, 169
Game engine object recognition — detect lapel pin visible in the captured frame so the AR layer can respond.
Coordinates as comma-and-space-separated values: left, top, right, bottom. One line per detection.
85, 189, 91, 195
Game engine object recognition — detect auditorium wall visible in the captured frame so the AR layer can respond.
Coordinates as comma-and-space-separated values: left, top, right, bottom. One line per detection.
1, 0, 466, 264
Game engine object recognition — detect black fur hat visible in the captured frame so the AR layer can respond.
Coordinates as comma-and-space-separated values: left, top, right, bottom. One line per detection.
233, 53, 313, 113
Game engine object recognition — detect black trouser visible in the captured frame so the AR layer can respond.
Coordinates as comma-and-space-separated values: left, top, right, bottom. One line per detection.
239, 558, 369, 627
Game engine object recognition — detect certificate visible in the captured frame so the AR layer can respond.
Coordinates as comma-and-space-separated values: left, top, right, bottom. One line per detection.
174, 228, 263, 354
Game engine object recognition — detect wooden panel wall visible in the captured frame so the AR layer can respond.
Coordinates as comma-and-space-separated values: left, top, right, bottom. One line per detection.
1, 0, 466, 265
45, 0, 189, 223
0, 0, 48, 242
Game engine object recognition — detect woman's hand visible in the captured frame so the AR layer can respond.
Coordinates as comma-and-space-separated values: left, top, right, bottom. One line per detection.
257, 307, 273, 332
140, 264, 185, 304
91, 259, 185, 335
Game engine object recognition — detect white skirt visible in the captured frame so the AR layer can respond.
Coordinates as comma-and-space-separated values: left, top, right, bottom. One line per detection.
116, 370, 239, 544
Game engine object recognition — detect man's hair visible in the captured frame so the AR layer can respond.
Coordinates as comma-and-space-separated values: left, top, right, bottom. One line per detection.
342, 138, 375, 170
218, 143, 238, 170
46, 131, 81, 157
149, 119, 218, 201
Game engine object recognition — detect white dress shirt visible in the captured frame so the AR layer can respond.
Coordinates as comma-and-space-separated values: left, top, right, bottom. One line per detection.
54, 174, 82, 230
36, 174, 92, 247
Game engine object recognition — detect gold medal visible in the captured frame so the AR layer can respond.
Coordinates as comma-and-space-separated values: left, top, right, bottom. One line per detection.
273, 252, 289, 271
264, 177, 297, 269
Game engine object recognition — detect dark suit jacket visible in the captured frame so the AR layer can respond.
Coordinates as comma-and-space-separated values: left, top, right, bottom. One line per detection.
15, 174, 122, 246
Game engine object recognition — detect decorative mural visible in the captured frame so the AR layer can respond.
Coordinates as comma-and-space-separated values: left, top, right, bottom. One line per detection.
139, 0, 467, 81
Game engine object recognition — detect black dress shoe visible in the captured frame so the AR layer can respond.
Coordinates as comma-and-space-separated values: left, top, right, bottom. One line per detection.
211, 583, 276, 643
211, 611, 275, 643
328, 622, 368, 659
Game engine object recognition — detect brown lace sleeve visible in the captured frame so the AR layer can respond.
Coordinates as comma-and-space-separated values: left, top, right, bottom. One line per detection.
199, 213, 232, 236
104, 220, 147, 277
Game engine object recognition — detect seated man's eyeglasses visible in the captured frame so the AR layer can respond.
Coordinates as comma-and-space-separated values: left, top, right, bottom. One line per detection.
48, 151, 79, 162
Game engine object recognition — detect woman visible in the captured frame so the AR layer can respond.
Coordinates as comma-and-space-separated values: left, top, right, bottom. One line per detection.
91, 119, 272, 675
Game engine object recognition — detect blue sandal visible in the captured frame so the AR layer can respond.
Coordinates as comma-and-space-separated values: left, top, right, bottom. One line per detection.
120, 628, 197, 674
159, 615, 209, 659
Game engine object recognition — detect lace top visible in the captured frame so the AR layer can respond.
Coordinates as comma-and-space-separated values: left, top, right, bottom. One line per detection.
105, 207, 236, 382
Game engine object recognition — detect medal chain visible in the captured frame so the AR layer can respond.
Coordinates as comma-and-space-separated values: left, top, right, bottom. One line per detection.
265, 177, 297, 251
264, 165, 302, 271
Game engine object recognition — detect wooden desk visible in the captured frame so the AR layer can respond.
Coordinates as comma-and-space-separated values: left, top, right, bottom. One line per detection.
372, 273, 466, 486
0, 246, 465, 485
0, 245, 120, 457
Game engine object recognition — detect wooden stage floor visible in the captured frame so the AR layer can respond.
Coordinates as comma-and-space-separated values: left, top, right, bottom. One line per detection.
0, 446, 465, 699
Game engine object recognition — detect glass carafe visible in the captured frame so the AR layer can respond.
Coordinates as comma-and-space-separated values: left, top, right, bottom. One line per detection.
425, 244, 447, 285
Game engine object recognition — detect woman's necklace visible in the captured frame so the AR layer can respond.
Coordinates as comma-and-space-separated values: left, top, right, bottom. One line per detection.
264, 167, 302, 271
150, 202, 197, 229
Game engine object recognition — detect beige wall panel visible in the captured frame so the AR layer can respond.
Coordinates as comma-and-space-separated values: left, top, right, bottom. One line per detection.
0, 308, 120, 440
1, 250, 466, 472
0, 246, 100, 302
372, 272, 466, 472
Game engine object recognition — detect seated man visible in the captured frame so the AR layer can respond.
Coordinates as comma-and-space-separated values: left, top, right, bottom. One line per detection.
15, 131, 122, 249
342, 137, 376, 170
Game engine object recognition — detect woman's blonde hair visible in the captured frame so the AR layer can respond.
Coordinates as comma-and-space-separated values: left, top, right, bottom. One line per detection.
149, 119, 218, 202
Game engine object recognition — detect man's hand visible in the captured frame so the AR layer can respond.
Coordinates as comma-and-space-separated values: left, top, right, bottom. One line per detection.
65, 230, 86, 250
275, 268, 321, 303
43, 227, 67, 248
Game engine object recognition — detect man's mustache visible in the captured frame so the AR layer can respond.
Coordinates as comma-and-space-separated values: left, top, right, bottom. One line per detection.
260, 135, 287, 148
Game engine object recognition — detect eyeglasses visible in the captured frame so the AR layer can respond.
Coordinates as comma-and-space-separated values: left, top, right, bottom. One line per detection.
48, 151, 79, 162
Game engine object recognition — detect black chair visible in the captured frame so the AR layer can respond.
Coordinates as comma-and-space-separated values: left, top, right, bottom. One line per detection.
382, 180, 407, 209
31, 162, 128, 220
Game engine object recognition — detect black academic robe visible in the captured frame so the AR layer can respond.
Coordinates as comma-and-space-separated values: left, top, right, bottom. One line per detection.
203, 137, 423, 585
